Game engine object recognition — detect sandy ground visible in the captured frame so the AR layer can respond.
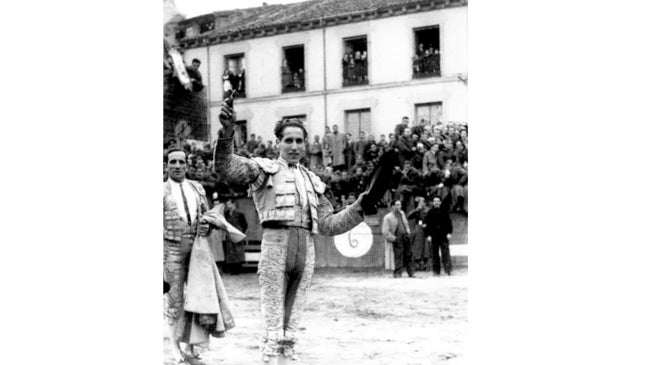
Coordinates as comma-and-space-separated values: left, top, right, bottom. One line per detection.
164, 268, 467, 365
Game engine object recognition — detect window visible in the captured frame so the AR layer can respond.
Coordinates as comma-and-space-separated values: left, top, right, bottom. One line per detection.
342, 36, 368, 86
233, 120, 247, 150
413, 26, 441, 78
200, 21, 215, 33
223, 54, 246, 98
344, 109, 371, 140
415, 102, 443, 126
281, 45, 305, 93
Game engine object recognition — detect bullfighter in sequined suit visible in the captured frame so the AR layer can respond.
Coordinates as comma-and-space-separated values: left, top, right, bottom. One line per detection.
163, 148, 212, 363
214, 103, 367, 363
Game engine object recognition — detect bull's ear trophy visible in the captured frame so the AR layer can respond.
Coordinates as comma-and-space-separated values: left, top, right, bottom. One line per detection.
360, 149, 399, 215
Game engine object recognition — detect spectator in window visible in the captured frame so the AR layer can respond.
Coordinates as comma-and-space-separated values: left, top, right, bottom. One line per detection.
307, 135, 323, 168
395, 116, 410, 137
330, 124, 347, 171
360, 50, 368, 81
281, 58, 292, 90
396, 127, 416, 167
346, 52, 355, 82
354, 51, 362, 80
417, 43, 426, 57
222, 60, 240, 98
433, 49, 441, 74
237, 64, 246, 94
424, 196, 453, 275
293, 70, 303, 89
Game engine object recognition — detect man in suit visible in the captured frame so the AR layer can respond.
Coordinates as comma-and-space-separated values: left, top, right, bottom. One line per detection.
382, 199, 414, 278
424, 196, 453, 275
163, 148, 211, 363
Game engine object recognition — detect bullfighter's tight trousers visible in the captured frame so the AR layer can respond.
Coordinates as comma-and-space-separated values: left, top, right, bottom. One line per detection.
258, 227, 315, 359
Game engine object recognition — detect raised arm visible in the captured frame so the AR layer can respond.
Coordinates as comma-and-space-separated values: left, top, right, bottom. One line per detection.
212, 101, 261, 185
315, 193, 365, 236
213, 128, 261, 185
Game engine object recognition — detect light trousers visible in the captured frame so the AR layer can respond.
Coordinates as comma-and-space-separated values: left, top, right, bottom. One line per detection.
257, 227, 315, 357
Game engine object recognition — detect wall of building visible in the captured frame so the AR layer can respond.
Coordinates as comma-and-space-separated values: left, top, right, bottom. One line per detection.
182, 6, 467, 142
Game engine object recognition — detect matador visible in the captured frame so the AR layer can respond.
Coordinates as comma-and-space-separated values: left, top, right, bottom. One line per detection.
214, 103, 369, 363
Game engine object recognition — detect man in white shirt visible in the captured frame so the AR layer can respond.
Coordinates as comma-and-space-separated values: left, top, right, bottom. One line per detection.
163, 148, 210, 363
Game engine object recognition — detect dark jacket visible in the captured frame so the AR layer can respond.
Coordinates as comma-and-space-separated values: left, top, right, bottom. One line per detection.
223, 208, 248, 264
424, 207, 453, 240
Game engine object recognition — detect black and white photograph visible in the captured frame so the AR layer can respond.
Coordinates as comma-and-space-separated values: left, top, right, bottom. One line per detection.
163, 0, 467, 364
8, 1, 650, 365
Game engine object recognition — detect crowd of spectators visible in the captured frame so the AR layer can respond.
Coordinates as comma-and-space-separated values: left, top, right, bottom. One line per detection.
342, 50, 368, 85
412, 43, 441, 77
163, 117, 468, 217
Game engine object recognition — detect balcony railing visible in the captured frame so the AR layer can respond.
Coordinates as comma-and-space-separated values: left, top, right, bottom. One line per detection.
281, 69, 305, 93
413, 53, 441, 78
342, 59, 368, 87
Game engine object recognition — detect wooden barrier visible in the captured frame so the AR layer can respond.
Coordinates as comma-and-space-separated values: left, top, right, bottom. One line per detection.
233, 198, 468, 269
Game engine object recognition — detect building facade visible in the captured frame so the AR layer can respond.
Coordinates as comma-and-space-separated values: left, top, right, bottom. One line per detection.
176, 0, 467, 145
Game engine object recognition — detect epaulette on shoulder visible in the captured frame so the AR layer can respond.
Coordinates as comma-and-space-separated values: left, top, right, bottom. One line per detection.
252, 157, 280, 174
306, 170, 326, 194
188, 179, 206, 194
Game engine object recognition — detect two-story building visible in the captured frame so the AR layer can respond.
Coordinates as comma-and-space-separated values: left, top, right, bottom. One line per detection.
174, 0, 467, 147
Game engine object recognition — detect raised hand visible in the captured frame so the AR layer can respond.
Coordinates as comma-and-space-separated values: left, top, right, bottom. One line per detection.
219, 101, 235, 132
